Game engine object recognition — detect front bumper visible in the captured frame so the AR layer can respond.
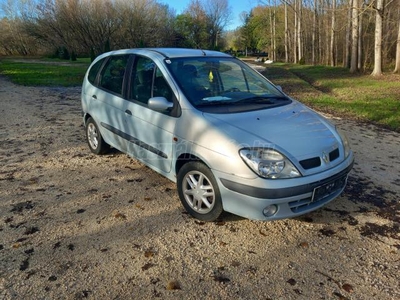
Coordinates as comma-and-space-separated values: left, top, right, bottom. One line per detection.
215, 152, 354, 220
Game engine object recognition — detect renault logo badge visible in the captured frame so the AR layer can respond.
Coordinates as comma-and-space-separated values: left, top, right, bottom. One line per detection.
322, 152, 329, 163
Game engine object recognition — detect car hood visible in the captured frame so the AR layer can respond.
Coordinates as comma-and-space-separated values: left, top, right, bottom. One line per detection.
203, 101, 341, 167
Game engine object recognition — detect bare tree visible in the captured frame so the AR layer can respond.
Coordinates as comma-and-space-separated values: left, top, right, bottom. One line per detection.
357, 2, 364, 70
203, 0, 232, 48
350, 0, 360, 73
394, 14, 400, 73
343, 0, 352, 68
284, 1, 289, 62
371, 0, 385, 76
312, 0, 318, 65
330, 0, 336, 66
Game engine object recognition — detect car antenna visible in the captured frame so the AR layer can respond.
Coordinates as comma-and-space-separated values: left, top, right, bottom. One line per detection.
195, 43, 206, 56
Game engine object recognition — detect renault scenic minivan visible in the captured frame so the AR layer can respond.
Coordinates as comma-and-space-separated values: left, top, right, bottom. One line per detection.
81, 48, 354, 221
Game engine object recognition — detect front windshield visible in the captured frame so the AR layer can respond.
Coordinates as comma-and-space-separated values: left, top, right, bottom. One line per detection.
166, 57, 291, 113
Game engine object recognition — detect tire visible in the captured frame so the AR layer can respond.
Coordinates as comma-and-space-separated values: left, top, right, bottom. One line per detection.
85, 117, 110, 155
177, 161, 223, 222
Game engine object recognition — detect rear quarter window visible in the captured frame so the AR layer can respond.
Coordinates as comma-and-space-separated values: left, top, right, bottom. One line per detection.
88, 59, 104, 85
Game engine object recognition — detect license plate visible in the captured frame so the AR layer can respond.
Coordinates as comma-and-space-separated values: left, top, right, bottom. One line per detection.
312, 174, 348, 202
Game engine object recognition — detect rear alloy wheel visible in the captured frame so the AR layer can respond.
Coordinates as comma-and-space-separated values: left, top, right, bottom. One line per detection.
85, 117, 110, 155
177, 162, 223, 222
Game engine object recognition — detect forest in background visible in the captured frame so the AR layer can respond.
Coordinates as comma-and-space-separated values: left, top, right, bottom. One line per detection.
1, 0, 399, 74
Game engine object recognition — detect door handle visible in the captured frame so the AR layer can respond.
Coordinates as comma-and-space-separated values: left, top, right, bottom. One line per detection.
125, 109, 132, 115
92, 95, 97, 99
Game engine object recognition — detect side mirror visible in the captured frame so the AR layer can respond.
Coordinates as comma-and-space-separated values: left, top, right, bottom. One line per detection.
148, 97, 173, 112
276, 85, 283, 92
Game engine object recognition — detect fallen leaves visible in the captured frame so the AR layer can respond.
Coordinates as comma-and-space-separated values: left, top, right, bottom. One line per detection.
166, 280, 181, 290
299, 241, 309, 248
135, 204, 145, 210
142, 263, 156, 271
24, 226, 39, 235
19, 258, 29, 271
114, 212, 127, 220
319, 227, 336, 237
144, 249, 156, 258
315, 270, 354, 294
259, 229, 268, 236
342, 283, 354, 293
212, 275, 230, 283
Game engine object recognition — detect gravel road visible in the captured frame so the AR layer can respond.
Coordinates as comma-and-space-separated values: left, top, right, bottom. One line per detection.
0, 76, 399, 299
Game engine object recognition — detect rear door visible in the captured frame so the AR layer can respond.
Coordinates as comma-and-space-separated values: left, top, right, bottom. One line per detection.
87, 55, 131, 152
123, 55, 178, 174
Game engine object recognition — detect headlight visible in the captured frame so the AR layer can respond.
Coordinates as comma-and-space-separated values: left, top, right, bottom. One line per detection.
239, 148, 301, 179
337, 129, 350, 158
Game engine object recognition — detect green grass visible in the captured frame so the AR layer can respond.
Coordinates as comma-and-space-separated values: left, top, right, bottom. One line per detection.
258, 62, 400, 132
1, 57, 400, 131
0, 58, 90, 86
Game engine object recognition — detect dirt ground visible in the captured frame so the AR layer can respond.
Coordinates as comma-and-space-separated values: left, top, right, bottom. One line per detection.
0, 76, 399, 299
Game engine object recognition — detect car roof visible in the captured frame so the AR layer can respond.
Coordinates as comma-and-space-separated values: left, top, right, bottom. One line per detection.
145, 48, 232, 58
101, 48, 232, 59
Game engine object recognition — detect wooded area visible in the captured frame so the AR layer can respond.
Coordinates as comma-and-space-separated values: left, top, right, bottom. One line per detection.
1, 0, 399, 74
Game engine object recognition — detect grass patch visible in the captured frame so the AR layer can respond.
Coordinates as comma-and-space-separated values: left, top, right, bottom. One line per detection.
1, 58, 399, 131
258, 62, 400, 132
0, 57, 90, 86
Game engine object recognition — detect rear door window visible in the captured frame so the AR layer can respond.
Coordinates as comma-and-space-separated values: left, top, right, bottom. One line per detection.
99, 55, 130, 96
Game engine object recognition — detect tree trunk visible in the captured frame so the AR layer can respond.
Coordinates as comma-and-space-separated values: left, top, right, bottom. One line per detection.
269, 3, 273, 60
297, 0, 302, 62
273, 1, 276, 61
394, 16, 400, 73
330, 0, 336, 66
294, 0, 298, 63
358, 4, 363, 71
284, 2, 288, 63
350, 0, 359, 73
371, 0, 384, 76
344, 0, 352, 68
312, 0, 317, 65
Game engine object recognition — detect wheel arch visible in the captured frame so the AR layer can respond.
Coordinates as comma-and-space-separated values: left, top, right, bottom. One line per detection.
175, 153, 211, 176
83, 113, 93, 125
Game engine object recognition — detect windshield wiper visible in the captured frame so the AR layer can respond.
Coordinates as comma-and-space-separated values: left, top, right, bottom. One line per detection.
196, 95, 288, 107
234, 95, 288, 104
196, 100, 233, 106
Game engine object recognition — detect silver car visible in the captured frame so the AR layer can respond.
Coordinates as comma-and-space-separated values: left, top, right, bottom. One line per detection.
81, 48, 354, 221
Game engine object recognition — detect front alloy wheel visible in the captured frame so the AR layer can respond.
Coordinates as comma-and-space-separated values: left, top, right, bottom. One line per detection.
177, 162, 223, 221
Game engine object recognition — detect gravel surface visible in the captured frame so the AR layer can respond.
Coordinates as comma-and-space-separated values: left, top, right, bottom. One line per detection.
0, 76, 399, 299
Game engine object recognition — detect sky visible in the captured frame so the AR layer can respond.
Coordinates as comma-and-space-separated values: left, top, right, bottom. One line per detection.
160, 0, 258, 31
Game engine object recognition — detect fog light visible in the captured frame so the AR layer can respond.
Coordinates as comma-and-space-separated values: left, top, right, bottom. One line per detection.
263, 204, 278, 217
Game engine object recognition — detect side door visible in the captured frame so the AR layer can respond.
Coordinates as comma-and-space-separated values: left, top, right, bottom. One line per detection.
88, 54, 131, 153
123, 55, 178, 174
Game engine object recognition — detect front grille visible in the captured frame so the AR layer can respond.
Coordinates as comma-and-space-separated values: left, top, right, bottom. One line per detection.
329, 148, 340, 161
299, 148, 340, 170
300, 157, 321, 169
